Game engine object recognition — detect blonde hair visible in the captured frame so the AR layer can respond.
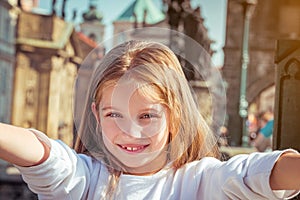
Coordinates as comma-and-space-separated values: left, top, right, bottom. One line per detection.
74, 40, 220, 197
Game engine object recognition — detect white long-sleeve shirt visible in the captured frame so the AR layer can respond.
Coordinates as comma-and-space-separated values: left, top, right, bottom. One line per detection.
15, 129, 299, 200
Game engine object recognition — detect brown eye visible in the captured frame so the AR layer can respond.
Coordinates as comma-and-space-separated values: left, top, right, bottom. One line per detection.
106, 112, 123, 118
140, 113, 159, 119
141, 114, 152, 119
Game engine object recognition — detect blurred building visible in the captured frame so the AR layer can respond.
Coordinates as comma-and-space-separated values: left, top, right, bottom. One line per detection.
12, 10, 86, 147
80, 4, 105, 44
223, 0, 300, 146
73, 32, 102, 141
0, 0, 18, 123
112, 0, 165, 45
73, 3, 106, 138
112, 0, 214, 78
0, 0, 104, 146
0, 2, 38, 199
274, 39, 300, 153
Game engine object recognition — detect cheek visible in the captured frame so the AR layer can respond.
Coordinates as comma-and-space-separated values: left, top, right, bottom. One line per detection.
150, 124, 169, 149
101, 120, 120, 141
151, 112, 170, 147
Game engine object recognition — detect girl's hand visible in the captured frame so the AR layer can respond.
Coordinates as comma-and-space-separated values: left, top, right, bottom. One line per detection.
270, 151, 300, 190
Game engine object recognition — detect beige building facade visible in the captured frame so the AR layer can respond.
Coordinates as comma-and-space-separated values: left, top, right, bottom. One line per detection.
13, 11, 84, 146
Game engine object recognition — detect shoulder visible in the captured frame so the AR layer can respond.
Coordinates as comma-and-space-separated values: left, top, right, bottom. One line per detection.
173, 157, 223, 178
182, 150, 285, 175
24, 129, 105, 172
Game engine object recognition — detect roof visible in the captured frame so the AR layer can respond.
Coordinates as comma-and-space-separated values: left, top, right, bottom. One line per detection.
116, 0, 165, 24
77, 32, 98, 48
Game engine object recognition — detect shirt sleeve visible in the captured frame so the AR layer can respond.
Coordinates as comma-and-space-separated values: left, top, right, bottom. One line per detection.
14, 129, 92, 200
200, 149, 299, 200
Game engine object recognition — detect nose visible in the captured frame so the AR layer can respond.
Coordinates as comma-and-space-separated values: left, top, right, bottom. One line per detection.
119, 119, 144, 138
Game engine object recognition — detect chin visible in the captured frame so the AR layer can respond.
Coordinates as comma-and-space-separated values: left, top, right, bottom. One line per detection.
119, 153, 167, 175
120, 157, 154, 169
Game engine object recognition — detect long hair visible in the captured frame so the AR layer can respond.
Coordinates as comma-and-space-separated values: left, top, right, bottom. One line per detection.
74, 40, 220, 197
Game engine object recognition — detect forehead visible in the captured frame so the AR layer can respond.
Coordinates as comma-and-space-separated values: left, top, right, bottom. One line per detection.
100, 82, 160, 106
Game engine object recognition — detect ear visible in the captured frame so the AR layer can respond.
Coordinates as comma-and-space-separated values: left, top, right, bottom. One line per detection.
91, 102, 100, 124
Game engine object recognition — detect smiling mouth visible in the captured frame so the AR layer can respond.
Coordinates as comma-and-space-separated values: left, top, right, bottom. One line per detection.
118, 144, 150, 153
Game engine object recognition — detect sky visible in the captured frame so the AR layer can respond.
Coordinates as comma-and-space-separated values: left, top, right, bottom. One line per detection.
38, 0, 227, 66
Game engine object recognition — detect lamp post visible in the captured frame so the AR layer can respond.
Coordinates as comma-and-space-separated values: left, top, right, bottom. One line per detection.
238, 0, 257, 147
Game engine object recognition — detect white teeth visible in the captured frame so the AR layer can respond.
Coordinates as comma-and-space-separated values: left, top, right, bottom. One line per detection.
120, 145, 144, 151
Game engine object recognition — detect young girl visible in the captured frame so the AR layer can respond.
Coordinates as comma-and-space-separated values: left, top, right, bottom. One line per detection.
0, 40, 299, 199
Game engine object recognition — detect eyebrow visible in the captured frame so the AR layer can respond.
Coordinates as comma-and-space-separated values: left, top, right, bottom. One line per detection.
100, 105, 163, 113
100, 106, 115, 111
139, 107, 163, 113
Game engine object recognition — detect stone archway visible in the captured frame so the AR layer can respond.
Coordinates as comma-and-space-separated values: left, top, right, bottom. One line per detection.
247, 70, 275, 104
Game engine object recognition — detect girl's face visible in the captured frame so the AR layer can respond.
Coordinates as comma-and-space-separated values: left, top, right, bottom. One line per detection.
92, 82, 170, 175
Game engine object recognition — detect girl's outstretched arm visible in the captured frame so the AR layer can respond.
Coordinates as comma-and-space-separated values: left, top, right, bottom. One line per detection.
0, 123, 49, 167
270, 152, 300, 190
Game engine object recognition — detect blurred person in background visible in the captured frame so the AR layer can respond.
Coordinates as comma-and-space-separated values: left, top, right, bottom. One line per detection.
251, 110, 274, 152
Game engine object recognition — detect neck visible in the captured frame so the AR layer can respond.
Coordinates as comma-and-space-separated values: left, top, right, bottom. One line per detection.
123, 150, 168, 176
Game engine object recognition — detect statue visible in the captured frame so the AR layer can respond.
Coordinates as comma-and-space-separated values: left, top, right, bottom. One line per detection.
167, 0, 182, 30
82, 5, 103, 22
